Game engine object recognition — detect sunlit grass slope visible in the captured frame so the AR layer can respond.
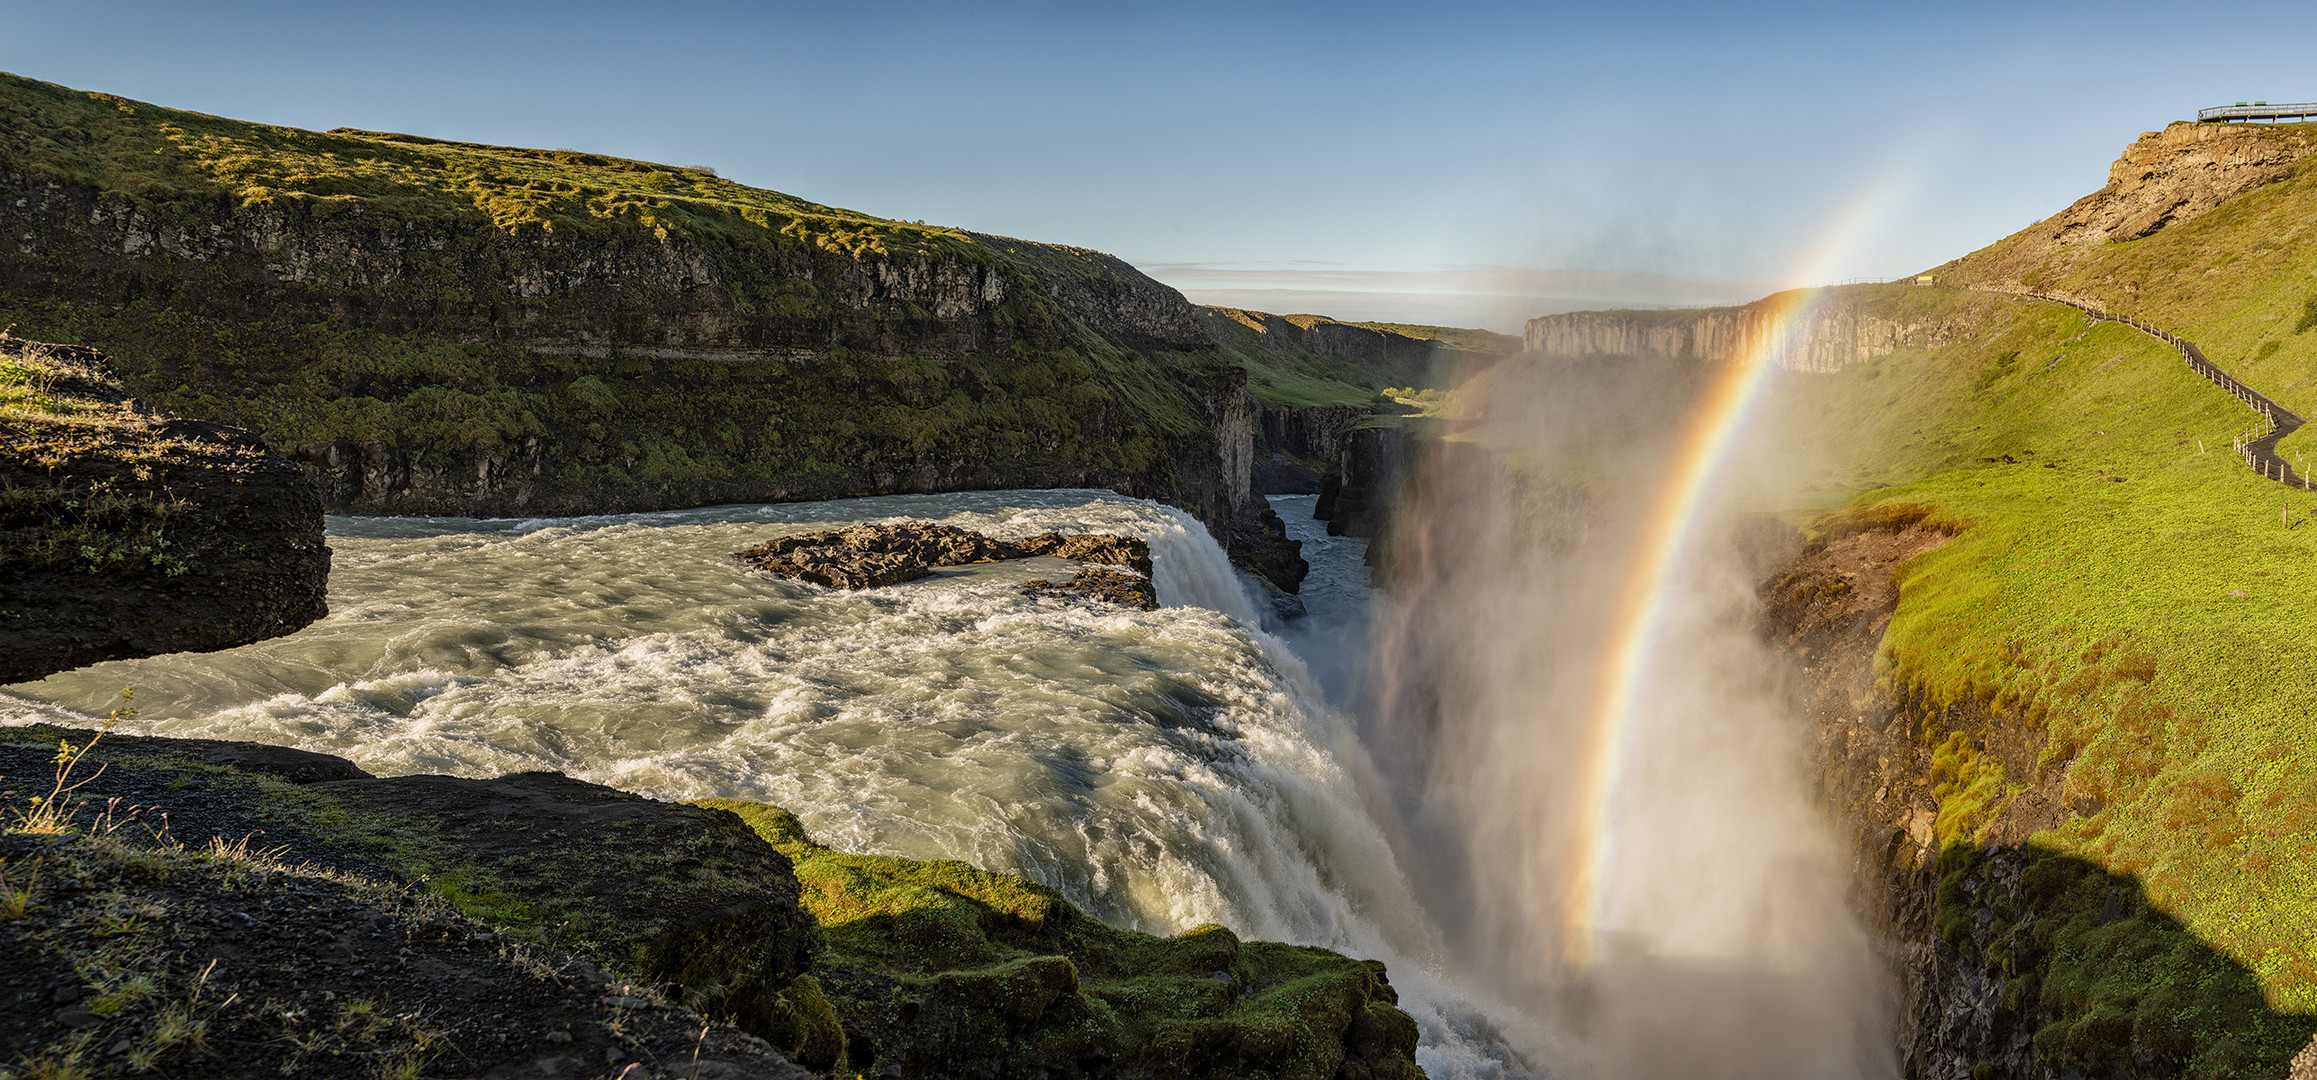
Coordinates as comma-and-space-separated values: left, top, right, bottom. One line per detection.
0, 70, 966, 257
1744, 145, 2317, 1071
1194, 308, 1498, 408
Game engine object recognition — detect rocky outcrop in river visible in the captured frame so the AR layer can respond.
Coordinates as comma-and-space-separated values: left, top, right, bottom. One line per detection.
732, 521, 1151, 594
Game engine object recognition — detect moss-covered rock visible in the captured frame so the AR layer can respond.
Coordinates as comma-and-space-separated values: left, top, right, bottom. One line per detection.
0, 729, 1428, 1079
310, 772, 821, 1026
701, 799, 1427, 1080
0, 336, 328, 682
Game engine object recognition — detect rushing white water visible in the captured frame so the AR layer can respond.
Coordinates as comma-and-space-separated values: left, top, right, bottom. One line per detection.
1268, 493, 1376, 707
1, 487, 1526, 1077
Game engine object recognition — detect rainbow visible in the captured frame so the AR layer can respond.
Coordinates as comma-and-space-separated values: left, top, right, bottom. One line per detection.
1556, 183, 1914, 970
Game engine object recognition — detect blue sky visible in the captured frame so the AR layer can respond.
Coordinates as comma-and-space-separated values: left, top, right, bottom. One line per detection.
7, 1, 2316, 330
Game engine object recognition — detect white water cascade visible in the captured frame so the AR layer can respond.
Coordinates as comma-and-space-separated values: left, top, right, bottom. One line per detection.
1, 488, 1529, 1077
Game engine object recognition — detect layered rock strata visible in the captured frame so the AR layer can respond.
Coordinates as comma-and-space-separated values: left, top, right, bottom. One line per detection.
0, 73, 1305, 589
2044, 121, 2317, 248
1523, 289, 1958, 374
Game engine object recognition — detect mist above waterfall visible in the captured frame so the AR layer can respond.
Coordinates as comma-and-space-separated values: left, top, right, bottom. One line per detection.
1364, 352, 1898, 1078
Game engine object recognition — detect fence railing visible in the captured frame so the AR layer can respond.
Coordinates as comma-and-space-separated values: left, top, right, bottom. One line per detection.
1978, 286, 2312, 489
2197, 102, 2317, 123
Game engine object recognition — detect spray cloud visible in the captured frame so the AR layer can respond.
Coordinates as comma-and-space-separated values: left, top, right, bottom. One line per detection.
1359, 182, 1919, 1077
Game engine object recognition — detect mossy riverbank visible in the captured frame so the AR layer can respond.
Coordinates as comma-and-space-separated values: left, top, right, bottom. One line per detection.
0, 726, 1426, 1079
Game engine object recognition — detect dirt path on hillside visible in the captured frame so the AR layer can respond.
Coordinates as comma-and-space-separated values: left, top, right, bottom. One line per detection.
1975, 285, 2312, 487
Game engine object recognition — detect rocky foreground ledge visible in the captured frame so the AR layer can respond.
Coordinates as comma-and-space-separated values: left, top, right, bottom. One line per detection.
734, 522, 1160, 610
0, 726, 1425, 1079
0, 337, 329, 683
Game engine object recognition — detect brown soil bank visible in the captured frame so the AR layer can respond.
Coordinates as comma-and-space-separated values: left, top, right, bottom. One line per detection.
0, 336, 328, 683
0, 727, 1426, 1080
0, 72, 1306, 589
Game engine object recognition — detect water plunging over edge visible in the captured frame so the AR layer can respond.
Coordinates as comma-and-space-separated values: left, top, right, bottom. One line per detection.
2, 488, 1535, 1077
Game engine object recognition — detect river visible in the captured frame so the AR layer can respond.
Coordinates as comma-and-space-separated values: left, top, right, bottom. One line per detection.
0, 488, 1530, 1077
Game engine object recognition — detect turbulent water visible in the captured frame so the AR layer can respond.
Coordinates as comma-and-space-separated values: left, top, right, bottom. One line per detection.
1, 488, 1525, 1077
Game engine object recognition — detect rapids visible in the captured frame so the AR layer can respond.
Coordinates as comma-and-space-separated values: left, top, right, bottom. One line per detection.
0, 488, 1528, 1077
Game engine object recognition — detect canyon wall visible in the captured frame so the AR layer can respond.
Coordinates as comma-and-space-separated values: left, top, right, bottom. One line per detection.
1761, 511, 2317, 1080
1524, 289, 1959, 373
1946, 118, 2317, 300
0, 73, 1304, 585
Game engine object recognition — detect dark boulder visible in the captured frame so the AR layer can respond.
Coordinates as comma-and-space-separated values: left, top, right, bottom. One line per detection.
734, 522, 1159, 608
1010, 531, 1154, 576
1021, 568, 1159, 610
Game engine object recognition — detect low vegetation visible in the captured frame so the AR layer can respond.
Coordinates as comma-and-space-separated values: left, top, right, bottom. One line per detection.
0, 723, 1421, 1079
703, 800, 1423, 1080
1734, 140, 2317, 1073
0, 719, 808, 1080
0, 336, 214, 580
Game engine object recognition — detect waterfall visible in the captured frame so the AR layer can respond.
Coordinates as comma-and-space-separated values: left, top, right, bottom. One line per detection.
1, 488, 1531, 1077
1361, 374, 1897, 1078
1145, 504, 1266, 624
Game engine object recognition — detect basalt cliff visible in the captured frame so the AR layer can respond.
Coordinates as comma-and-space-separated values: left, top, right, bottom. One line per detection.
1522, 287, 1960, 373
0, 73, 1334, 585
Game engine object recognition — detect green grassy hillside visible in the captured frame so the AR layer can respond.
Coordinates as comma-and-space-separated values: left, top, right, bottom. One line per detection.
1741, 123, 2317, 1075
1, 70, 973, 267
0, 71, 1265, 543
1196, 307, 1492, 408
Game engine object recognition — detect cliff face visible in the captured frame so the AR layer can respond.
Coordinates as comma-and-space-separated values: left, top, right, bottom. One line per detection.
0, 338, 329, 683
1763, 509, 2317, 1080
1198, 306, 1514, 404
1202, 308, 1444, 391
2045, 121, 2317, 249
1523, 290, 1959, 373
8, 173, 1210, 365
1944, 118, 2317, 312
0, 73, 1301, 585
1252, 402, 1374, 494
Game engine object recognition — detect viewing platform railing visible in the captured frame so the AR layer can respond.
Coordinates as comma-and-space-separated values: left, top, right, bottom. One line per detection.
2198, 102, 2317, 123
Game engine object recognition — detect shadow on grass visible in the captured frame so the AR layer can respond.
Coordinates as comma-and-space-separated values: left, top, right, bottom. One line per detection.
1926, 843, 2316, 1080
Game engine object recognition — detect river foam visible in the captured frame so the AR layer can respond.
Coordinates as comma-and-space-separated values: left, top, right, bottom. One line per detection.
2, 488, 1530, 1077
